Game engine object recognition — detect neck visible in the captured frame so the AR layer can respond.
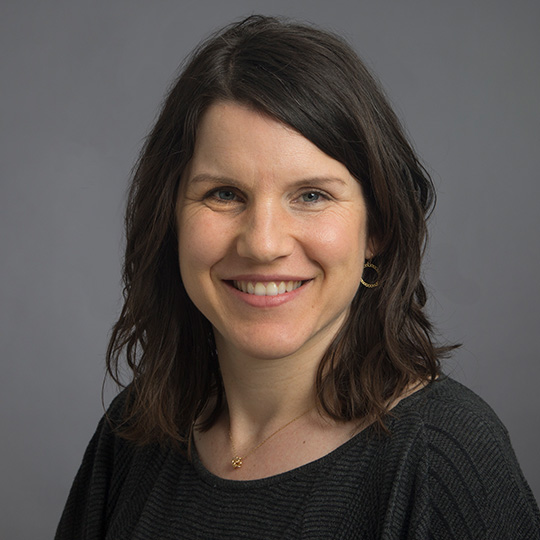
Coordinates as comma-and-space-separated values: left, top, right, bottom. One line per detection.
214, 334, 322, 447
194, 328, 368, 480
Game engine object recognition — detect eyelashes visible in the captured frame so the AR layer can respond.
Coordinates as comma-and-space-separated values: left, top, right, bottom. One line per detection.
300, 191, 327, 203
204, 187, 331, 205
211, 188, 239, 202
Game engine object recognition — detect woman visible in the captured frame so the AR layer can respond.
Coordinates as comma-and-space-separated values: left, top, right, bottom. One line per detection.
56, 15, 540, 539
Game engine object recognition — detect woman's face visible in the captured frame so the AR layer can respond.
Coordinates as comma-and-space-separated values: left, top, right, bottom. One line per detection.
176, 101, 372, 361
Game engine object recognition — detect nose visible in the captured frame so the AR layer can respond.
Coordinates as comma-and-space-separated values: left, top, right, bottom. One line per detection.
236, 200, 295, 262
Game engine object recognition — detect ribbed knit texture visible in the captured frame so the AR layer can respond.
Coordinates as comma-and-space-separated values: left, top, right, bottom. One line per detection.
56, 377, 540, 539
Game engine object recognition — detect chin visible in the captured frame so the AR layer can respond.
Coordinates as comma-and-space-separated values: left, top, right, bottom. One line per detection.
216, 323, 331, 362
232, 338, 305, 361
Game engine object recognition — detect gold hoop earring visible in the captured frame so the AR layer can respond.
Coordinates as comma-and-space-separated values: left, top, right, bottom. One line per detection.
360, 261, 379, 288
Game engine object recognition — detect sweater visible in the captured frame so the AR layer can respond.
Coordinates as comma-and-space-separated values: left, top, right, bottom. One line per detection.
55, 377, 540, 539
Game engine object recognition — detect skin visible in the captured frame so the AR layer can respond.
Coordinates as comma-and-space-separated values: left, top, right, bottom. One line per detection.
176, 101, 375, 479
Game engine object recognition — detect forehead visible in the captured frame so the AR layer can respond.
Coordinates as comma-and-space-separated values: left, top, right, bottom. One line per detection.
188, 101, 353, 182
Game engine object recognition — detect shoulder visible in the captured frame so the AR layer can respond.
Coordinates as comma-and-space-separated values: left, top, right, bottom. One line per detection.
380, 377, 514, 473
104, 385, 132, 429
376, 376, 540, 539
396, 376, 510, 450
387, 376, 529, 497
69, 386, 140, 489
56, 387, 167, 539
81, 387, 133, 465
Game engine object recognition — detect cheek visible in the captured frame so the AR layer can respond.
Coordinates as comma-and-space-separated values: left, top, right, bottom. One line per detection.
308, 214, 367, 268
177, 212, 229, 281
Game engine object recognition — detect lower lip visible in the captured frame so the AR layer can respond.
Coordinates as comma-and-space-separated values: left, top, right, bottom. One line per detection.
224, 280, 311, 307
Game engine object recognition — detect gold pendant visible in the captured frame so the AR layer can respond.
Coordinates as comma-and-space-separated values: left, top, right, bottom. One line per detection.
232, 456, 243, 469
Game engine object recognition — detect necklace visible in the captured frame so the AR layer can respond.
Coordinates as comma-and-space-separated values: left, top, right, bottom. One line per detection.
228, 408, 312, 469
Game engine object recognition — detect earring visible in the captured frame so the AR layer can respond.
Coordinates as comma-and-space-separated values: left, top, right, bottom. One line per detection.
360, 261, 379, 288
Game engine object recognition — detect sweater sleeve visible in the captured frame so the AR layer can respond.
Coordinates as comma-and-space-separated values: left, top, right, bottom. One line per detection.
381, 392, 540, 540
55, 391, 132, 540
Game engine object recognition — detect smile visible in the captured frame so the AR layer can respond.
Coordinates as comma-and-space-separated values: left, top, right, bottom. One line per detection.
232, 280, 305, 296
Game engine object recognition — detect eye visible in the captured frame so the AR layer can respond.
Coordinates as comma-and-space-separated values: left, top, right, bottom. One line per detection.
215, 189, 237, 201
204, 187, 242, 204
300, 190, 327, 203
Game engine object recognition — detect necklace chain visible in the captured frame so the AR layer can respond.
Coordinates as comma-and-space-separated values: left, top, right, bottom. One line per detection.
228, 408, 312, 469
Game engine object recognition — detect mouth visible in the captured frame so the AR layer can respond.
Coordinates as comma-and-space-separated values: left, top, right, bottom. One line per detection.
231, 280, 307, 296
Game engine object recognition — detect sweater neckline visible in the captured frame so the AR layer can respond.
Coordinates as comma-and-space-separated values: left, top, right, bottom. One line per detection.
191, 376, 444, 490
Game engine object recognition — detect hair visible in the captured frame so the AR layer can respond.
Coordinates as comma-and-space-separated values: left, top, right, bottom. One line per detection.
106, 15, 456, 445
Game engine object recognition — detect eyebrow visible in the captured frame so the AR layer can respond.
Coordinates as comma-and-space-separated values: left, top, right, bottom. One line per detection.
187, 173, 349, 189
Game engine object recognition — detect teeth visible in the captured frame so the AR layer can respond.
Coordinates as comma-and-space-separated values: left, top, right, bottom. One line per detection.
254, 282, 267, 296
233, 280, 303, 296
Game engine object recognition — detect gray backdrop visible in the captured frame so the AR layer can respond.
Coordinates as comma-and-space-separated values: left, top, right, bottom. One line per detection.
1, 1, 539, 538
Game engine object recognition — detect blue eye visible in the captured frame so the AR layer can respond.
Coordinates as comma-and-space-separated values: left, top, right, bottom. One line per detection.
301, 191, 322, 202
215, 189, 236, 201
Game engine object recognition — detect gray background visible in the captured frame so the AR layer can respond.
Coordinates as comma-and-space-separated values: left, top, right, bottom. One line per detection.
1, 1, 539, 538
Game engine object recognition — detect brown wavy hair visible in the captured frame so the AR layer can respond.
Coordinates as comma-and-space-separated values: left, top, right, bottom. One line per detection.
106, 15, 456, 445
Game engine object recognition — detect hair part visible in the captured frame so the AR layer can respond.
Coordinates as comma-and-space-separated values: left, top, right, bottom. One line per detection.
106, 15, 457, 445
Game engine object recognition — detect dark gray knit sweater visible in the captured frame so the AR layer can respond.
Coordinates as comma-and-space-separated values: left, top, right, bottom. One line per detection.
56, 377, 540, 539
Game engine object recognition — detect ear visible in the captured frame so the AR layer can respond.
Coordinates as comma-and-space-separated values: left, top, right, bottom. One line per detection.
364, 236, 378, 260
